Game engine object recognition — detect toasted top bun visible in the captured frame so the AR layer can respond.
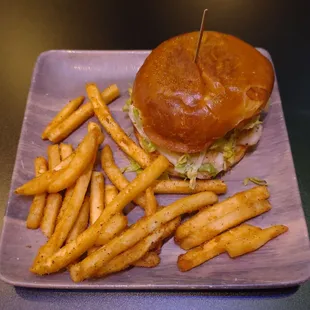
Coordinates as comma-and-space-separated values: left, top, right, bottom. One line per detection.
132, 31, 274, 153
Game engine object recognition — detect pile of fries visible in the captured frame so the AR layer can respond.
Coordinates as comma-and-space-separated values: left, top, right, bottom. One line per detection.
15, 82, 287, 282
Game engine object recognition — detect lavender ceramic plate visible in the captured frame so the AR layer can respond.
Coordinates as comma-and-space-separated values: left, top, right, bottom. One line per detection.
0, 50, 310, 289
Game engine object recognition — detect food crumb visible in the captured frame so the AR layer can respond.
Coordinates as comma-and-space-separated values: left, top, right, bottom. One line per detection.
26, 245, 32, 248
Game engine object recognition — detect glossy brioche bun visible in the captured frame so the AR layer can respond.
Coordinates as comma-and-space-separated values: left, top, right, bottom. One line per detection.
132, 31, 274, 153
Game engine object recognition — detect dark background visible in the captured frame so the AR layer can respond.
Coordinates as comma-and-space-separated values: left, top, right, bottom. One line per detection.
1, 0, 310, 309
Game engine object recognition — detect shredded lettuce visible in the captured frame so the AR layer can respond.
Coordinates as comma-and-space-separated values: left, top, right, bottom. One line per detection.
198, 163, 218, 177
242, 117, 262, 130
122, 87, 133, 112
121, 158, 143, 174
174, 152, 206, 189
243, 177, 267, 186
141, 138, 156, 153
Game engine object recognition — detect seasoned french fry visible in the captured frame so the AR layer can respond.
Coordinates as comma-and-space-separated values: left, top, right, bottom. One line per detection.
66, 197, 90, 244
87, 122, 104, 145
59, 143, 73, 160
15, 153, 74, 195
226, 225, 288, 258
47, 86, 120, 143
26, 157, 48, 229
133, 251, 161, 268
175, 186, 270, 242
144, 187, 157, 216
153, 179, 227, 195
31, 160, 94, 268
56, 186, 74, 226
47, 144, 61, 170
90, 172, 105, 225
178, 199, 271, 250
95, 212, 128, 246
87, 83, 152, 168
42, 96, 85, 140
101, 145, 146, 209
177, 224, 288, 272
95, 217, 180, 277
31, 155, 170, 275
40, 193, 62, 238
48, 124, 102, 193
105, 185, 118, 205
56, 144, 75, 225
69, 191, 217, 282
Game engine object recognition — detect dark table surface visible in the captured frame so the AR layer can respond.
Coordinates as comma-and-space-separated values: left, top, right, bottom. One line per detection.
1, 0, 310, 309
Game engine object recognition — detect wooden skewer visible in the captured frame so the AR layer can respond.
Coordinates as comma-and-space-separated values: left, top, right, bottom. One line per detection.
194, 9, 208, 63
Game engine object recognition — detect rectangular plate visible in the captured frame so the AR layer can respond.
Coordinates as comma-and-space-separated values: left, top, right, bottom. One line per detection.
1, 49, 310, 289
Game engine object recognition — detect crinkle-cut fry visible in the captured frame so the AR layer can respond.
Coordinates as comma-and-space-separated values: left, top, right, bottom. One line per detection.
226, 225, 288, 258
178, 199, 271, 250
95, 217, 180, 277
175, 186, 269, 241
66, 196, 90, 244
48, 123, 102, 193
40, 193, 62, 238
87, 83, 152, 168
42, 96, 85, 140
95, 212, 128, 246
47, 85, 119, 143
15, 153, 74, 195
31, 159, 94, 269
133, 251, 161, 268
101, 145, 146, 209
153, 179, 227, 194
26, 157, 48, 229
47, 144, 61, 170
59, 143, 73, 160
177, 224, 288, 272
89, 172, 105, 225
69, 191, 217, 282
32, 155, 170, 275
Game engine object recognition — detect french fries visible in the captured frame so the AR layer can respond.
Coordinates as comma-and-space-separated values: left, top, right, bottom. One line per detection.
48, 124, 102, 193
31, 155, 170, 275
66, 196, 90, 244
225, 224, 288, 257
93, 185, 126, 247
41, 144, 62, 236
101, 145, 146, 209
175, 186, 270, 249
59, 143, 73, 160
87, 83, 152, 168
31, 160, 94, 268
42, 96, 85, 140
177, 224, 288, 272
95, 217, 180, 277
40, 193, 62, 238
95, 212, 128, 246
15, 153, 74, 195
20, 81, 288, 283
47, 85, 119, 143
178, 199, 271, 250
105, 185, 118, 204
56, 144, 74, 225
69, 191, 217, 282
47, 144, 61, 169
26, 157, 48, 229
89, 172, 105, 225
152, 179, 227, 195
144, 187, 157, 216
133, 251, 161, 268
